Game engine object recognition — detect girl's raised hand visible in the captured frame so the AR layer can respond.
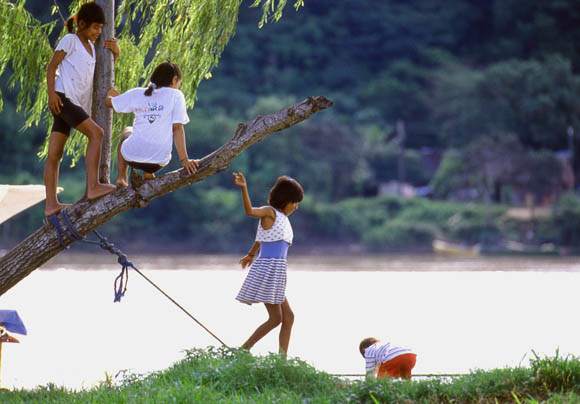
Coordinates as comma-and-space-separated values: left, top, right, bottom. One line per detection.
48, 91, 63, 115
232, 172, 247, 188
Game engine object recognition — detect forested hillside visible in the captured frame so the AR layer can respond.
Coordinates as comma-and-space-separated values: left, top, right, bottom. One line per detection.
2, 0, 580, 251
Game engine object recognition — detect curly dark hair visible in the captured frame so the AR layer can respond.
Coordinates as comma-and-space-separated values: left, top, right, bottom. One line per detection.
359, 337, 378, 357
268, 176, 304, 210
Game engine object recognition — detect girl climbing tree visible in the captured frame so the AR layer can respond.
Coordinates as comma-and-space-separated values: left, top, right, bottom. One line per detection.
0, 0, 331, 295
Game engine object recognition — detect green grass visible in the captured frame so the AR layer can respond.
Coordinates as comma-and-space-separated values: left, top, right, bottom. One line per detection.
2, 348, 580, 403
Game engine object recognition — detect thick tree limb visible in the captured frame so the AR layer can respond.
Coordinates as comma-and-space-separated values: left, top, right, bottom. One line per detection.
0, 96, 333, 297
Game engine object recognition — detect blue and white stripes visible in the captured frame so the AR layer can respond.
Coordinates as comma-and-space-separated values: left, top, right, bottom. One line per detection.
365, 342, 414, 372
236, 257, 287, 305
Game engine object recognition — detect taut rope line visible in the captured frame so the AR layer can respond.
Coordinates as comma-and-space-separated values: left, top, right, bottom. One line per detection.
48, 209, 228, 347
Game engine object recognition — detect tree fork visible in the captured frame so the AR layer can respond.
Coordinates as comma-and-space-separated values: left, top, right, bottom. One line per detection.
0, 96, 333, 297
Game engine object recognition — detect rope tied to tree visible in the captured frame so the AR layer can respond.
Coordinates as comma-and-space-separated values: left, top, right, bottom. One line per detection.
92, 230, 134, 302
49, 211, 131, 301
47, 209, 228, 346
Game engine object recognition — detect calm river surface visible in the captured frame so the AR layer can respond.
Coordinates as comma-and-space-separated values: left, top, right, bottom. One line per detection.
1, 253, 579, 389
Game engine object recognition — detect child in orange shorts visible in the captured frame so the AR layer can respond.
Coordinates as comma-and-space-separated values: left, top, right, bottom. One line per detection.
359, 337, 417, 379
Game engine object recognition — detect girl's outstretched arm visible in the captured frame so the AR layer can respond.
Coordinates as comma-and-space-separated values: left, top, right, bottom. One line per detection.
233, 172, 276, 221
105, 87, 120, 108
173, 123, 198, 175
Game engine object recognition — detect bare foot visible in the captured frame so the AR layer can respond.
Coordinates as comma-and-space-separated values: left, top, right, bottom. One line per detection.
87, 183, 116, 200
116, 178, 129, 187
143, 172, 155, 180
45, 202, 72, 217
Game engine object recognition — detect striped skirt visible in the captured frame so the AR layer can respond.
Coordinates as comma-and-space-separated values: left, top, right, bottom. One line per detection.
236, 257, 287, 305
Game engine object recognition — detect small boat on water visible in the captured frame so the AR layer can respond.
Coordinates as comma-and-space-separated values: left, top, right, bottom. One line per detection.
432, 239, 481, 256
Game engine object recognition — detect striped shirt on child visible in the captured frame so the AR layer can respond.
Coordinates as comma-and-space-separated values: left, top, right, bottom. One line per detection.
365, 341, 413, 373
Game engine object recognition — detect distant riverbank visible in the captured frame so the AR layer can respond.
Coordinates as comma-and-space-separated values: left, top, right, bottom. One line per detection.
26, 251, 580, 272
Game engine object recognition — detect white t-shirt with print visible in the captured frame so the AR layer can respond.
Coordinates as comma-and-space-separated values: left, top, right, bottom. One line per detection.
54, 34, 96, 114
111, 87, 190, 166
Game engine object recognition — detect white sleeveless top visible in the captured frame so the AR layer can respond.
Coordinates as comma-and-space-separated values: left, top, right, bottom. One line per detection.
255, 208, 293, 245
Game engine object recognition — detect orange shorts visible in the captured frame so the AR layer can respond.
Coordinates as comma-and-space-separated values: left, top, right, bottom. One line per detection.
377, 353, 417, 379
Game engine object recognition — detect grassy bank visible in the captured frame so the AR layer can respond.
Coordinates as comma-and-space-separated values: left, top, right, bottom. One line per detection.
2, 348, 580, 404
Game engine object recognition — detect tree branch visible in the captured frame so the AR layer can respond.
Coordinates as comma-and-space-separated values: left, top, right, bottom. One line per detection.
0, 96, 333, 297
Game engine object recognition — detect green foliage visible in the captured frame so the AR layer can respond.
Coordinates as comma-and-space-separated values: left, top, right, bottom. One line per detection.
363, 219, 438, 251
430, 135, 563, 205
179, 347, 336, 396
552, 193, 580, 246
251, 0, 304, 28
0, 0, 304, 164
299, 195, 507, 250
431, 56, 580, 150
430, 150, 466, 199
531, 350, 580, 393
0, 0, 55, 120
2, 0, 580, 252
3, 349, 580, 404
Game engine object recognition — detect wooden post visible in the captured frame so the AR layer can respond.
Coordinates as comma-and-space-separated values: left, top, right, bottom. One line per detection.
0, 322, 21, 390
0, 322, 4, 389
92, 0, 115, 183
0, 338, 3, 389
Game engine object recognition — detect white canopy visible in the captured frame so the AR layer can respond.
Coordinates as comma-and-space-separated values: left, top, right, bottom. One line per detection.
0, 185, 63, 225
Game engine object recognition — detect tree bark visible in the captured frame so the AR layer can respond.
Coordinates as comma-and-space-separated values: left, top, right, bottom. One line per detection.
0, 96, 333, 297
93, 0, 115, 183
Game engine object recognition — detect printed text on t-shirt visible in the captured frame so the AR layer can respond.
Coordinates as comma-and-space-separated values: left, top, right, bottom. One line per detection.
135, 102, 165, 124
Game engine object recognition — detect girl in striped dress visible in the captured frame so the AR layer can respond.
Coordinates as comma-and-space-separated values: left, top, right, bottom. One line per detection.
233, 172, 304, 355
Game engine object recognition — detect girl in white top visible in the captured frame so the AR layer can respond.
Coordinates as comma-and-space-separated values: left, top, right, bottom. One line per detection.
233, 172, 304, 355
44, 2, 119, 216
105, 61, 198, 185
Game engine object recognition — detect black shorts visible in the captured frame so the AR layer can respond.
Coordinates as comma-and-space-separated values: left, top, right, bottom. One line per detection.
126, 161, 164, 174
50, 92, 90, 136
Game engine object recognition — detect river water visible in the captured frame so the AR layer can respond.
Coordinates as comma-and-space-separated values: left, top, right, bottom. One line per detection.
1, 253, 579, 389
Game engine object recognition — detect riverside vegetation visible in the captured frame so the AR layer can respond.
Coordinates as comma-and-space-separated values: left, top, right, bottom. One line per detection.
1, 348, 580, 403
3, 0, 580, 253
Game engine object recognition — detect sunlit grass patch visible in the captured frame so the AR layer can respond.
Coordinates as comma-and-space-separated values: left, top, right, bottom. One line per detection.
2, 348, 580, 403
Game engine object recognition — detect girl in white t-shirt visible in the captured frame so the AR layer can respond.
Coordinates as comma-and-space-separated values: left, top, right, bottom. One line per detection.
44, 2, 119, 216
105, 61, 198, 186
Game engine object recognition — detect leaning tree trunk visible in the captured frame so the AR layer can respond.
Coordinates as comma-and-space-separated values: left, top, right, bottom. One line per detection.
93, 0, 115, 183
0, 96, 333, 297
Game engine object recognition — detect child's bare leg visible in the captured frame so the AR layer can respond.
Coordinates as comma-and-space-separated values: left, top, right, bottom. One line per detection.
241, 303, 282, 350
278, 298, 294, 355
43, 132, 72, 216
75, 118, 115, 199
143, 172, 155, 180
116, 127, 132, 187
